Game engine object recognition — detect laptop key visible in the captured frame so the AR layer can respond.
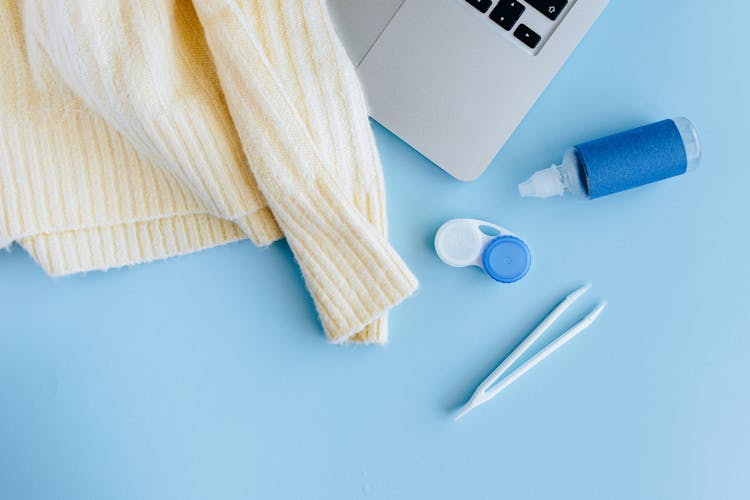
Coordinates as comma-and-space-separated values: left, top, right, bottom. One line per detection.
464, 0, 493, 13
525, 0, 569, 21
489, 1, 525, 31
514, 24, 541, 48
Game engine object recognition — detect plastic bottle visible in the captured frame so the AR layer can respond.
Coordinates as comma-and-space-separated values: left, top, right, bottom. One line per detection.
518, 117, 701, 199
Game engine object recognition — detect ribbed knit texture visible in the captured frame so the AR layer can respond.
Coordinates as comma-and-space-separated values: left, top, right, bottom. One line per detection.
1, 0, 418, 344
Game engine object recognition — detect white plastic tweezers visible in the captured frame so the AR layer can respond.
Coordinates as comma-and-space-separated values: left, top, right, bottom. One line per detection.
455, 284, 607, 421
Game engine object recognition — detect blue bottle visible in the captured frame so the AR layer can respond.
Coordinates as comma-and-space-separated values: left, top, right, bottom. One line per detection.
518, 118, 701, 199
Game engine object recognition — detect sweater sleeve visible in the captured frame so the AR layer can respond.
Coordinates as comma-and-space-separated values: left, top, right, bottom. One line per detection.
228, 0, 405, 343
192, 0, 418, 343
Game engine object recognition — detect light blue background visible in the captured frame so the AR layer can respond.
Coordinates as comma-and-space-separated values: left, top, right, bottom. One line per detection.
2, 1, 748, 499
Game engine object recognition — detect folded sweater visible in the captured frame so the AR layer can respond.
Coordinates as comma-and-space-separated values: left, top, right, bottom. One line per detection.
1, 0, 418, 343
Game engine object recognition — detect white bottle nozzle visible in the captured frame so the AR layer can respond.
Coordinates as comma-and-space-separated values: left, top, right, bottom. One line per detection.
518, 165, 565, 198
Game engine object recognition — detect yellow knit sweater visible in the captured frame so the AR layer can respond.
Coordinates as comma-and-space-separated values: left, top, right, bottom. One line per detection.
0, 0, 418, 344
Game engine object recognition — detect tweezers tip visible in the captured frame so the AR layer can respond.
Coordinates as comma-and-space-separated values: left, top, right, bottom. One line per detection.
454, 403, 473, 421
588, 302, 608, 320
569, 283, 592, 300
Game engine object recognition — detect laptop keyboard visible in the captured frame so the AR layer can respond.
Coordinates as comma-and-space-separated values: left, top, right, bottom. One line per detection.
489, 1, 525, 31
526, 0, 568, 20
465, 0, 570, 52
513, 23, 542, 48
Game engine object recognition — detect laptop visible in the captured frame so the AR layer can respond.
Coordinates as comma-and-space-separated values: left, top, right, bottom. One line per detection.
327, 0, 609, 181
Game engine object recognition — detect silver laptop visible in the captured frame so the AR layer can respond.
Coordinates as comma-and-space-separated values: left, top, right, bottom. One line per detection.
328, 0, 608, 181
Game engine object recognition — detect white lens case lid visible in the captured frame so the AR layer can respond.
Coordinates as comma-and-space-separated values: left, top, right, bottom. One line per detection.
434, 219, 515, 268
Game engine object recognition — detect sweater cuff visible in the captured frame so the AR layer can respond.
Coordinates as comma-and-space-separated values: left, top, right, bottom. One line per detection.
19, 213, 252, 276
276, 177, 418, 343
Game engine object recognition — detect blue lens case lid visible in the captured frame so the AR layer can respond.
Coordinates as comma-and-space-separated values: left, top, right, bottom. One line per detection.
482, 236, 531, 283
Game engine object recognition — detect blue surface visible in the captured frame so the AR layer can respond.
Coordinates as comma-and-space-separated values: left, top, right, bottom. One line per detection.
577, 119, 688, 198
483, 236, 531, 283
2, 1, 749, 499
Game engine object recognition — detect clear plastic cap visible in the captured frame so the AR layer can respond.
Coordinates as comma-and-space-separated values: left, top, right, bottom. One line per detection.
672, 117, 701, 171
